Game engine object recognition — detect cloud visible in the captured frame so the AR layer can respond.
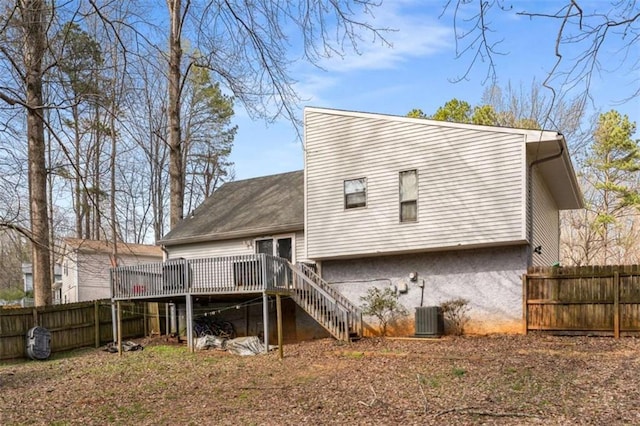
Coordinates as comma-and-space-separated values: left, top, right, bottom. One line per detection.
316, 1, 452, 72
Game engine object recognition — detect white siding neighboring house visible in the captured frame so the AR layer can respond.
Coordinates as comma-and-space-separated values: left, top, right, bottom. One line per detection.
157, 107, 583, 336
60, 238, 162, 303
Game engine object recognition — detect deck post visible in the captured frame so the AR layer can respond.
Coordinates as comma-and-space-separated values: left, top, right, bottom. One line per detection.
262, 292, 269, 353
186, 295, 194, 352
111, 301, 117, 343
117, 300, 122, 357
276, 294, 283, 360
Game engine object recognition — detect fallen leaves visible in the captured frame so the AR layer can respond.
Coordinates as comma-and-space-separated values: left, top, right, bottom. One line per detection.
0, 334, 639, 425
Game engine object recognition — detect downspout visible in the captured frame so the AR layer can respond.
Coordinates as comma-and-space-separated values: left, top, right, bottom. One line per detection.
527, 136, 564, 267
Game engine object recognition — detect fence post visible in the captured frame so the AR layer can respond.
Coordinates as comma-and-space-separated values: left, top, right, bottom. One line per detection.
522, 273, 528, 335
94, 300, 100, 348
614, 271, 620, 339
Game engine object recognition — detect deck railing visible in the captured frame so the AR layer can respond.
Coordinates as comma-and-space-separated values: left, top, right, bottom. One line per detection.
111, 254, 286, 299
111, 254, 362, 341
286, 263, 363, 341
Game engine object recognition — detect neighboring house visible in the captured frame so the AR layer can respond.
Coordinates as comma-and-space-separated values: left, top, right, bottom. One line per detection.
22, 263, 62, 293
61, 238, 162, 303
126, 107, 583, 337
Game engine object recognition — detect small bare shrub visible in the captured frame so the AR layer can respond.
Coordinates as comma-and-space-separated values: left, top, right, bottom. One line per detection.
360, 287, 408, 336
440, 298, 470, 336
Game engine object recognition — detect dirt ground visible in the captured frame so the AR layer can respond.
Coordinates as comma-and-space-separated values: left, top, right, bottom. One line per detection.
1, 334, 639, 425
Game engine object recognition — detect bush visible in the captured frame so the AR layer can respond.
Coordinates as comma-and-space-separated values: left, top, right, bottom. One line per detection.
360, 287, 408, 336
440, 298, 470, 336
0, 287, 26, 302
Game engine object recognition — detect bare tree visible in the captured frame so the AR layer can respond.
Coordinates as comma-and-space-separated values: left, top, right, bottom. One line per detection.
162, 0, 389, 228
16, 0, 52, 306
443, 1, 639, 119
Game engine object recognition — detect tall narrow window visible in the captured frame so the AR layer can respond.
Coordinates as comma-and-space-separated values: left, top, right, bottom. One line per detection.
344, 178, 367, 209
400, 170, 418, 222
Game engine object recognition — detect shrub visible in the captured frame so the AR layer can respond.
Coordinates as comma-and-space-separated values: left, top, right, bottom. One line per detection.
440, 298, 470, 336
360, 287, 408, 336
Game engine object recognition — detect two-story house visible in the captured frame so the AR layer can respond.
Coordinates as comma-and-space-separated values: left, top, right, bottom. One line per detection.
112, 107, 582, 340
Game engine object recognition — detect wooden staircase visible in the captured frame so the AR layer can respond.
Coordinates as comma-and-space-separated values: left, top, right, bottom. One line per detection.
286, 263, 362, 341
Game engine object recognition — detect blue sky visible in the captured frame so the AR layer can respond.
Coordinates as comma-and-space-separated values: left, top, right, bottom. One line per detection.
229, 1, 640, 180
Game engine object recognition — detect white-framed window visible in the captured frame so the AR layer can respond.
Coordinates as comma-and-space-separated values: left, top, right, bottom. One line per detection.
344, 178, 367, 209
399, 169, 418, 222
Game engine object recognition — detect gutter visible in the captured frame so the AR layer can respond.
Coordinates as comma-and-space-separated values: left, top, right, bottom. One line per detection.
527, 135, 565, 267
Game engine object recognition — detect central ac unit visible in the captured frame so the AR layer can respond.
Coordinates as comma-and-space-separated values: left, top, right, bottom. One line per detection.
415, 306, 444, 337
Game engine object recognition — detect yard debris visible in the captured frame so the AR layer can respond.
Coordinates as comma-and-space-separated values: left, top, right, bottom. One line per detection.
195, 335, 226, 351
195, 335, 275, 356
103, 341, 144, 353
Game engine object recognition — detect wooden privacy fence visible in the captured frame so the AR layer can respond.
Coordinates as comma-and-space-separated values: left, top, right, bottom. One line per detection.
524, 265, 640, 337
0, 300, 145, 360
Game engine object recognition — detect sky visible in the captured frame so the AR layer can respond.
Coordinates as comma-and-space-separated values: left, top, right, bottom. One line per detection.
228, 0, 640, 180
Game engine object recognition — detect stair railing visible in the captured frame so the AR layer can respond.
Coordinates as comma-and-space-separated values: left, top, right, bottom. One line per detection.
287, 263, 362, 341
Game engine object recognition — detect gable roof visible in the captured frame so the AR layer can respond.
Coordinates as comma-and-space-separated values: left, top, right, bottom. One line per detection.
160, 170, 304, 246
62, 238, 162, 258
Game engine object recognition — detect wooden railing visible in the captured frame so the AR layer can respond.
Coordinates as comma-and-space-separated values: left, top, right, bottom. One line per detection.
286, 263, 362, 341
111, 254, 284, 299
111, 254, 362, 341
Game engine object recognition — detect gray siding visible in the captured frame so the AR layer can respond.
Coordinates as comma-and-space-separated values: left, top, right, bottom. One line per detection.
531, 167, 560, 266
305, 109, 527, 260
322, 246, 528, 335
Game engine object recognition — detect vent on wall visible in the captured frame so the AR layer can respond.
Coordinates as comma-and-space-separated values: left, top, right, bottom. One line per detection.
415, 306, 444, 337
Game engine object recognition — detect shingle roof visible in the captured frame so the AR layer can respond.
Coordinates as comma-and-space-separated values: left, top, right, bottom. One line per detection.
160, 170, 304, 246
63, 238, 162, 257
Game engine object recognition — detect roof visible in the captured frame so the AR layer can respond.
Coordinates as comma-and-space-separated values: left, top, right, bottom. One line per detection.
160, 170, 304, 246
62, 238, 163, 258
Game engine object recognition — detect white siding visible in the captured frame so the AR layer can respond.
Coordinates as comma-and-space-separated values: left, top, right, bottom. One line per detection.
305, 109, 527, 260
77, 253, 162, 302
531, 167, 560, 266
61, 254, 77, 303
167, 231, 306, 262
167, 239, 253, 259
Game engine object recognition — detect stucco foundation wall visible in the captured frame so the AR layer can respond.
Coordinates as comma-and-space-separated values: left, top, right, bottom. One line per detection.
321, 246, 528, 335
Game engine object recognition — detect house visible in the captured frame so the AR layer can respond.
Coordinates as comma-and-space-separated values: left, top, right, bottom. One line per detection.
61, 238, 162, 304
112, 107, 582, 340
22, 263, 62, 293
302, 107, 582, 334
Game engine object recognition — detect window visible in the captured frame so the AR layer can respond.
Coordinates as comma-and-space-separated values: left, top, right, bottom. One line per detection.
399, 170, 418, 222
344, 178, 367, 209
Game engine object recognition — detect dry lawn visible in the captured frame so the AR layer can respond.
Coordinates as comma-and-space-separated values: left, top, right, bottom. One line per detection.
1, 334, 639, 425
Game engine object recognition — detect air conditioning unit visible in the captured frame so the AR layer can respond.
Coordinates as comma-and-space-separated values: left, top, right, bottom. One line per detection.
415, 306, 444, 337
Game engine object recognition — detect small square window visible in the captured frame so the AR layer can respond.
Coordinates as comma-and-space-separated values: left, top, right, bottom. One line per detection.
344, 178, 366, 209
400, 170, 418, 222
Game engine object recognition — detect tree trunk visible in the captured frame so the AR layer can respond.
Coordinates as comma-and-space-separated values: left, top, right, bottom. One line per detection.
73, 103, 82, 238
167, 0, 184, 229
22, 0, 52, 307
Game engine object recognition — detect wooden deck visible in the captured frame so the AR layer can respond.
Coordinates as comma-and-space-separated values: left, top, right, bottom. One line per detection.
110, 254, 291, 301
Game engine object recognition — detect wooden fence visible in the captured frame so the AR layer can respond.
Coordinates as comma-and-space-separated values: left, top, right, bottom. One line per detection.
0, 300, 146, 360
524, 265, 640, 337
